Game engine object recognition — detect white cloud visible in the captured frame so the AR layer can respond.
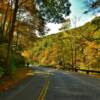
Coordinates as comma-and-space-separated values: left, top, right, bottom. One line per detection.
46, 0, 100, 35
46, 23, 62, 34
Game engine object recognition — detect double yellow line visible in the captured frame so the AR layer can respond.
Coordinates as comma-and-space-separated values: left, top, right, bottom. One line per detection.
38, 77, 50, 100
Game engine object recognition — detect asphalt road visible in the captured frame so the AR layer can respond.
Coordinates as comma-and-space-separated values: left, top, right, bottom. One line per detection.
0, 67, 100, 100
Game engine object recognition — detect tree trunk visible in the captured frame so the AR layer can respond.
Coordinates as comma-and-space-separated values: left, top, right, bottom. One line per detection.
74, 41, 77, 68
5, 0, 19, 75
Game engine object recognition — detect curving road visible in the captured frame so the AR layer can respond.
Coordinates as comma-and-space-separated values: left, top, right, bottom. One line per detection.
0, 67, 100, 100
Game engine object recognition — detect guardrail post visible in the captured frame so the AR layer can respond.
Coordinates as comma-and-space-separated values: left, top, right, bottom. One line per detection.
86, 70, 89, 74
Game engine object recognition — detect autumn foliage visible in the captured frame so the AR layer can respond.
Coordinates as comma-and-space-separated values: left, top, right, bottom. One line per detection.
23, 17, 100, 70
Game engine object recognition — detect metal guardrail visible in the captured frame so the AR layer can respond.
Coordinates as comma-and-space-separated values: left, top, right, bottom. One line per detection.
66, 67, 100, 74
79, 69, 100, 74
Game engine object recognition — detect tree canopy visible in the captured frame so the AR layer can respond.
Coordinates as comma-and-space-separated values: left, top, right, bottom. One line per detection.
0, 0, 71, 75
84, 0, 100, 14
36, 0, 71, 23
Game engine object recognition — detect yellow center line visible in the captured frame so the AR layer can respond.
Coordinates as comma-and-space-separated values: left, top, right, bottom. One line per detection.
41, 81, 49, 100
37, 77, 50, 100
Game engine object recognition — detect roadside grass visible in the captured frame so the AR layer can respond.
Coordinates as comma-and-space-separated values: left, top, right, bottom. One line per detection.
89, 73, 100, 78
0, 68, 33, 92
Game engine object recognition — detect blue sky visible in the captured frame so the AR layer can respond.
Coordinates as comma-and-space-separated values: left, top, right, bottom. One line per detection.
70, 0, 85, 17
47, 0, 100, 34
69, 0, 96, 27
69, 0, 92, 27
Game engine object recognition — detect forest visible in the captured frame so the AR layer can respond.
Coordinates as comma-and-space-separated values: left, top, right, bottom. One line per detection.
23, 16, 100, 71
0, 0, 100, 78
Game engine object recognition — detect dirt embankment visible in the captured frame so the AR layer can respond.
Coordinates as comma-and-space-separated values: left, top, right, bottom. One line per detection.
0, 68, 32, 92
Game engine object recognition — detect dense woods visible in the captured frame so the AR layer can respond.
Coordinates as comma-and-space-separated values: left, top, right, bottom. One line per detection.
0, 0, 71, 76
22, 17, 100, 71
0, 0, 100, 77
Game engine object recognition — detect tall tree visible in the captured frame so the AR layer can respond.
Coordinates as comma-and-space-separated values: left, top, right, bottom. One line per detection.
0, 0, 71, 75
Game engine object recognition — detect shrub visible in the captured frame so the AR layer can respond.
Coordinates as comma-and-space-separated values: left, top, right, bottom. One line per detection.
0, 66, 4, 77
15, 53, 25, 68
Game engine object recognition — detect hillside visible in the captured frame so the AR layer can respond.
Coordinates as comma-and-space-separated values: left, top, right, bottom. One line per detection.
22, 16, 100, 70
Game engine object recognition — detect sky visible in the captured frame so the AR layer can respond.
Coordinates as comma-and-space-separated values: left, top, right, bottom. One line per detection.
46, 0, 99, 34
